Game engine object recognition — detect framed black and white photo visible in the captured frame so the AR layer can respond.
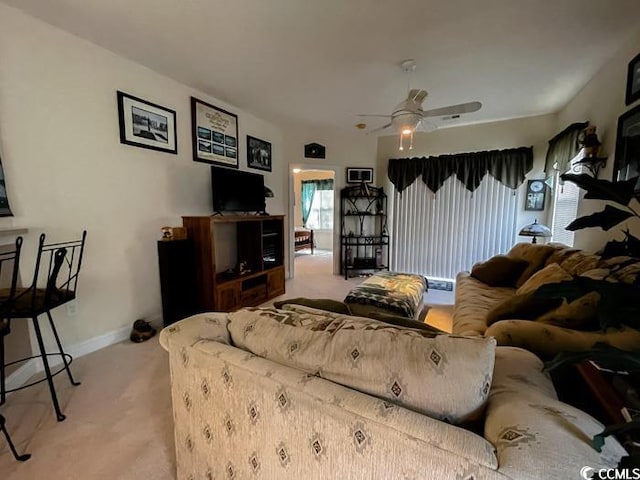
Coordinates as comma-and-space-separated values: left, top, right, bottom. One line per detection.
626, 53, 640, 106
346, 167, 373, 184
117, 91, 177, 154
0, 149, 13, 217
613, 102, 640, 197
191, 97, 239, 168
246, 135, 272, 172
524, 179, 546, 211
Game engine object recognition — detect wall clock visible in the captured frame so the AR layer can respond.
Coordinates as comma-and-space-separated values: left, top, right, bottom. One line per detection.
525, 180, 546, 211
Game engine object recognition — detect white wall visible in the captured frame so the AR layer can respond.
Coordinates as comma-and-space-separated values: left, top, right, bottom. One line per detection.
0, 4, 285, 350
376, 114, 557, 242
555, 30, 640, 252
282, 123, 378, 273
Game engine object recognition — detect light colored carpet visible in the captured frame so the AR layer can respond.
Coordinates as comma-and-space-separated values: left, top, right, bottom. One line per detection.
0, 254, 453, 477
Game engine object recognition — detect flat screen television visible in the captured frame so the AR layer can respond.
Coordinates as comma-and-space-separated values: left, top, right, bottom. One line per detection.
211, 166, 265, 213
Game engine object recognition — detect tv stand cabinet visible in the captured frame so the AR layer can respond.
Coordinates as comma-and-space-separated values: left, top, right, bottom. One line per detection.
182, 215, 285, 312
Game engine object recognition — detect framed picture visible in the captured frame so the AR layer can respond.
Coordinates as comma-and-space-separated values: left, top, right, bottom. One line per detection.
524, 179, 546, 211
0, 150, 13, 217
117, 91, 177, 154
626, 53, 640, 106
613, 102, 640, 197
346, 167, 373, 184
191, 97, 239, 167
246, 135, 272, 172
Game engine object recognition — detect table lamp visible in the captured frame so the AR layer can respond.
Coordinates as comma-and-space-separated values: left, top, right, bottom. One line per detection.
518, 219, 551, 244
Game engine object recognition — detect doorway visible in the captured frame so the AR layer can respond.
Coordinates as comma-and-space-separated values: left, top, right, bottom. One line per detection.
291, 168, 335, 277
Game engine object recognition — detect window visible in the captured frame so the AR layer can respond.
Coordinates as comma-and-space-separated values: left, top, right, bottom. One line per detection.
305, 190, 334, 230
550, 154, 581, 247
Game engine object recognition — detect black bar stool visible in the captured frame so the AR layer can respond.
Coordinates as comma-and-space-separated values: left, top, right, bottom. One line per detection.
1, 231, 87, 422
0, 237, 30, 460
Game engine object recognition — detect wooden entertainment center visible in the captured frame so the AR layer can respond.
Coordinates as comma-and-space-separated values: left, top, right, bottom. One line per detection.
182, 215, 285, 312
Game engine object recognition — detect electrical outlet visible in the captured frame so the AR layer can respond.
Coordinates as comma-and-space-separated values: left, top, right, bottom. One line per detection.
66, 301, 78, 317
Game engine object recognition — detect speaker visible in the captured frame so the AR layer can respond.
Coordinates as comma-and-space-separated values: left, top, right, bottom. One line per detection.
157, 239, 197, 326
304, 143, 326, 159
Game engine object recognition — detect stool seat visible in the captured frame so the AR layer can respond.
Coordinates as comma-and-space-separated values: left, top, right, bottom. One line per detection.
0, 288, 76, 317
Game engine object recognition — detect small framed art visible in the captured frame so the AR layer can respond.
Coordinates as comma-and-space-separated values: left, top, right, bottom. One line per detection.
613, 102, 640, 197
524, 179, 546, 211
191, 97, 239, 168
246, 135, 272, 172
117, 91, 177, 154
626, 53, 640, 106
346, 167, 373, 184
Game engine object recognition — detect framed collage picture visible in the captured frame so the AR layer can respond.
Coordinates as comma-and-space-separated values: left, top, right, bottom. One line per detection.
191, 97, 239, 167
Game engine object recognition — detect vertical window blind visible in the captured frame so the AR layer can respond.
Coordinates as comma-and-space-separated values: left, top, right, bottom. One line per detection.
390, 175, 518, 279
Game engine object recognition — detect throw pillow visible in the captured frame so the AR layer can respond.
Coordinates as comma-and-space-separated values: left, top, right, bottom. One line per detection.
536, 291, 601, 330
273, 297, 352, 315
228, 307, 496, 424
486, 293, 563, 326
366, 311, 445, 333
281, 303, 443, 333
470, 255, 529, 287
507, 243, 556, 288
559, 251, 600, 276
516, 263, 573, 296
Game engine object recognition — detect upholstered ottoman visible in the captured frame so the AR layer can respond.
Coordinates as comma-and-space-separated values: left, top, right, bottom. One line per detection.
344, 271, 427, 319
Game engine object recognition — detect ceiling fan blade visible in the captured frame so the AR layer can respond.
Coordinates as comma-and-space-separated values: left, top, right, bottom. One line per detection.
366, 123, 392, 135
357, 114, 392, 118
415, 119, 437, 133
422, 101, 482, 118
408, 89, 428, 105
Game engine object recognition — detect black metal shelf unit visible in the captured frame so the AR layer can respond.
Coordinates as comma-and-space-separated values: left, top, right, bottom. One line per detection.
340, 184, 389, 279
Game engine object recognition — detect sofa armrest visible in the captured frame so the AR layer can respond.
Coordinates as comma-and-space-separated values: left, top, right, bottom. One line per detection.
485, 319, 640, 359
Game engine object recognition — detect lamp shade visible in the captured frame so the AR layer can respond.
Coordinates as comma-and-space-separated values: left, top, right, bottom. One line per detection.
264, 186, 274, 198
518, 219, 551, 244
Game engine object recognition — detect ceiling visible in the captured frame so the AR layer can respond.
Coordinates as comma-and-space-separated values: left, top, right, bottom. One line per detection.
3, 0, 640, 133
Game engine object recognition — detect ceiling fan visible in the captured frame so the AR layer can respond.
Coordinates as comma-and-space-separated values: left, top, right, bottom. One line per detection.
358, 60, 482, 151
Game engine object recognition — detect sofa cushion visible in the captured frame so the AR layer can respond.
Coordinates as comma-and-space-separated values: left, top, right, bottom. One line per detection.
600, 256, 640, 284
470, 255, 529, 287
453, 273, 516, 336
485, 292, 563, 326
515, 263, 573, 296
507, 243, 556, 288
228, 307, 496, 425
273, 297, 352, 315
536, 291, 600, 330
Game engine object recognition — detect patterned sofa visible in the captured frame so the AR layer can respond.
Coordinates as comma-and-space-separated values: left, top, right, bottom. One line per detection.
453, 243, 640, 358
160, 309, 625, 479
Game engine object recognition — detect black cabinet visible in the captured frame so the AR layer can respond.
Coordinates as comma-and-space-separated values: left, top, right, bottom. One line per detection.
340, 185, 389, 279
157, 239, 197, 326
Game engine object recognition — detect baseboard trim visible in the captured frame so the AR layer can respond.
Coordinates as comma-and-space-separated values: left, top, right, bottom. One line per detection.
5, 323, 133, 391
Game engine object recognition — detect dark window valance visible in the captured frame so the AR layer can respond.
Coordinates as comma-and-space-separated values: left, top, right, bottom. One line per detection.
387, 146, 534, 194
543, 121, 588, 179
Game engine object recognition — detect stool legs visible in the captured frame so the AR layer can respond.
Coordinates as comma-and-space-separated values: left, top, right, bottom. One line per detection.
0, 333, 5, 406
31, 315, 66, 422
0, 414, 31, 461
46, 311, 80, 387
